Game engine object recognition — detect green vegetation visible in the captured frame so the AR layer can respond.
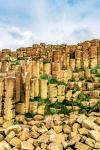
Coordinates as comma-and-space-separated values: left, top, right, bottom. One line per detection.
77, 92, 90, 102
95, 73, 100, 77
80, 77, 94, 82
48, 77, 68, 86
13, 120, 19, 125
25, 112, 36, 118
71, 87, 79, 94
40, 74, 49, 80
68, 78, 75, 82
49, 108, 59, 115
32, 56, 40, 61
43, 59, 50, 64
85, 77, 94, 82
10, 60, 20, 65
90, 66, 100, 78
30, 95, 100, 115
44, 100, 73, 115
73, 68, 84, 73
91, 65, 100, 74
57, 81, 68, 86
30, 97, 49, 103
48, 77, 58, 84
80, 100, 100, 114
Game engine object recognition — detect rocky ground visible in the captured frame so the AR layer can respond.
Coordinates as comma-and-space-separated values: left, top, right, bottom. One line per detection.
0, 112, 100, 150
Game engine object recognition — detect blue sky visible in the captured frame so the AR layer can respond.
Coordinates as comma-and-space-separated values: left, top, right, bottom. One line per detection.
0, 0, 100, 50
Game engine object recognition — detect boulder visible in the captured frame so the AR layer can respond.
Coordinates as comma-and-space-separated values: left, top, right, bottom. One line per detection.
21, 141, 34, 150
9, 137, 21, 148
88, 130, 100, 142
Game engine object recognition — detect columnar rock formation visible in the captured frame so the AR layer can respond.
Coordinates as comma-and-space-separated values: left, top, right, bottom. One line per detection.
0, 39, 100, 123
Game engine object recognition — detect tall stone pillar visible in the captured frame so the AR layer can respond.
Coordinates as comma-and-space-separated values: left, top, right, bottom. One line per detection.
40, 79, 48, 99
0, 78, 4, 116
75, 46, 82, 69
32, 60, 40, 78
24, 72, 30, 112
89, 46, 97, 68
65, 46, 70, 69
15, 66, 21, 103
4, 77, 16, 121
82, 46, 89, 68
43, 63, 51, 76
97, 46, 100, 65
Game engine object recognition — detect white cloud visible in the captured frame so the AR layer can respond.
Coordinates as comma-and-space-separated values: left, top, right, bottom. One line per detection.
0, 0, 100, 50
0, 26, 35, 50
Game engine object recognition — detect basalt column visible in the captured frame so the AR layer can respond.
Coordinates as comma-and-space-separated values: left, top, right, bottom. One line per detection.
52, 62, 61, 80
70, 46, 76, 70
24, 72, 30, 113
82, 45, 89, 68
43, 62, 51, 77
66, 46, 70, 69
32, 60, 40, 78
75, 46, 82, 69
4, 77, 16, 121
97, 46, 100, 65
0, 78, 4, 117
89, 46, 97, 68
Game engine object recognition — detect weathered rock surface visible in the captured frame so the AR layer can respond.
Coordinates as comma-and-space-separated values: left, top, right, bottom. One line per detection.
0, 113, 99, 149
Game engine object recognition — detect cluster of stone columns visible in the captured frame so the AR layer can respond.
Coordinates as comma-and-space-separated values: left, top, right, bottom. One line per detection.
0, 39, 100, 123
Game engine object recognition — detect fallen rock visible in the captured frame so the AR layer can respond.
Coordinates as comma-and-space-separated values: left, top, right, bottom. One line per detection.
95, 117, 100, 125
68, 114, 77, 126
5, 131, 15, 142
72, 123, 80, 132
33, 115, 44, 121
5, 125, 21, 135
63, 124, 71, 134
0, 128, 5, 135
47, 142, 63, 150
78, 127, 88, 135
11, 147, 19, 150
21, 141, 34, 150
20, 128, 30, 141
35, 146, 41, 150
0, 140, 11, 150
44, 115, 53, 129
31, 125, 38, 132
15, 115, 25, 123
82, 119, 100, 130
53, 125, 62, 133
50, 132, 66, 144
38, 126, 48, 134
77, 114, 87, 124
41, 143, 47, 149
37, 132, 50, 143
85, 137, 100, 149
68, 133, 81, 146
9, 137, 21, 148
88, 130, 100, 142
31, 131, 40, 139
0, 134, 4, 142
75, 142, 92, 150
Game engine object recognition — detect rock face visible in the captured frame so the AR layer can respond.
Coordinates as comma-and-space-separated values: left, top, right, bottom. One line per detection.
0, 40, 100, 122
0, 40, 100, 149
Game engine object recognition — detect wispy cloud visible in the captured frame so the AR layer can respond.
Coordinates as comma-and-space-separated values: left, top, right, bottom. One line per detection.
0, 0, 100, 50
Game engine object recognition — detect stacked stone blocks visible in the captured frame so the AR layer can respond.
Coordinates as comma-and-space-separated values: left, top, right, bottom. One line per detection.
0, 39, 100, 122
